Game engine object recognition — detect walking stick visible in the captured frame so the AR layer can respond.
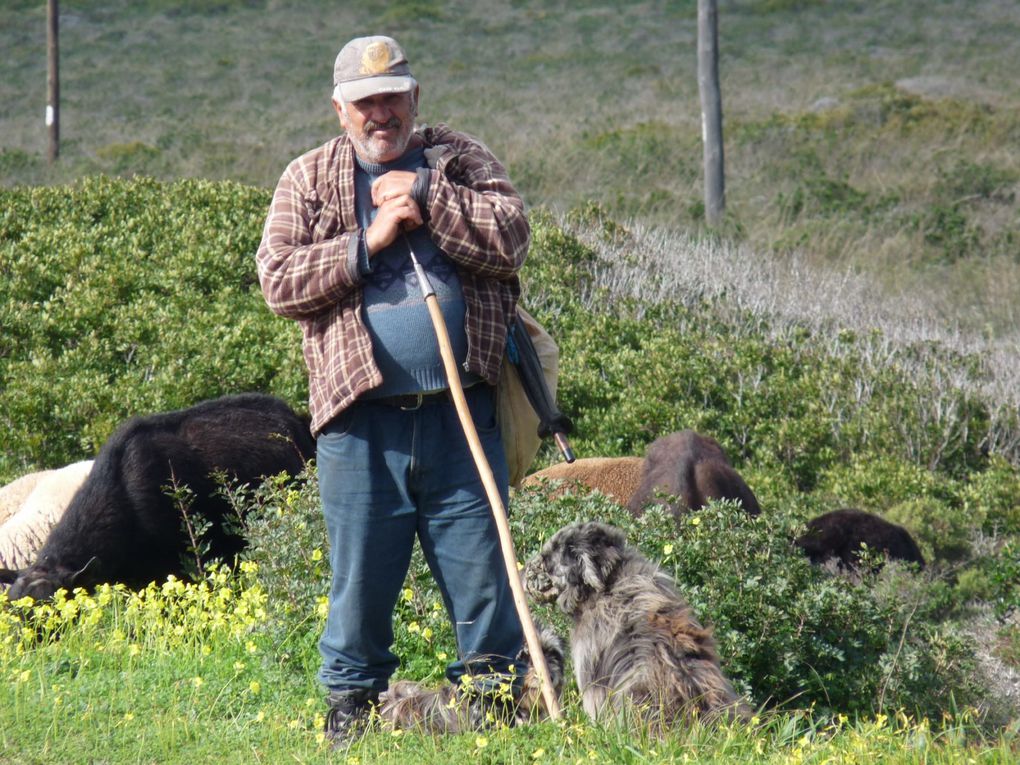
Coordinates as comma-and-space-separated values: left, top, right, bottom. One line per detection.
405, 236, 562, 721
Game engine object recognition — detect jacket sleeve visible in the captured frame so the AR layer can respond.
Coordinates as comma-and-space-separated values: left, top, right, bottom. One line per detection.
255, 159, 363, 320
422, 129, 530, 280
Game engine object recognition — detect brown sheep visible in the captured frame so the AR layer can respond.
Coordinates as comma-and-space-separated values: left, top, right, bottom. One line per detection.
519, 457, 645, 506
627, 431, 761, 520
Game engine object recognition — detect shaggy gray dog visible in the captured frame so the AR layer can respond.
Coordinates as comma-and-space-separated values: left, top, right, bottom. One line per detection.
524, 521, 750, 731
377, 624, 566, 733
627, 430, 761, 520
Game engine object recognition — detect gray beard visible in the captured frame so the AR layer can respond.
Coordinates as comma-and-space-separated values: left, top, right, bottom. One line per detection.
349, 123, 414, 164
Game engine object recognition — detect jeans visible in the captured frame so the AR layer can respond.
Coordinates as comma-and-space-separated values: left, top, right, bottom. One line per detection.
316, 384, 524, 692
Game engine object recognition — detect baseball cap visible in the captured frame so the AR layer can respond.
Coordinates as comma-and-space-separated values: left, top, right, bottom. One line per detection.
333, 36, 416, 103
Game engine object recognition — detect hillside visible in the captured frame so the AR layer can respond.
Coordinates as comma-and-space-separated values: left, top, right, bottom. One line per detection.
2, 0, 1019, 332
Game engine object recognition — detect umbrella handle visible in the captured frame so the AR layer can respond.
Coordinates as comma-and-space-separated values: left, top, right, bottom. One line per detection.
554, 432, 576, 463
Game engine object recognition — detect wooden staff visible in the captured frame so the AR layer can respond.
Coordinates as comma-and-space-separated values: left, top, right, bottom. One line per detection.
406, 236, 562, 720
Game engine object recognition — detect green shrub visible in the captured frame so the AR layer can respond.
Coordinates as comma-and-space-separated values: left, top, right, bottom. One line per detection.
509, 486, 982, 719
981, 539, 1020, 620
961, 455, 1020, 535
816, 454, 955, 508
230, 467, 325, 629
0, 177, 305, 480
885, 498, 973, 564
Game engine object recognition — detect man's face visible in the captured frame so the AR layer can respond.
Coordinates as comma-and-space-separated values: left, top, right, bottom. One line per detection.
335, 89, 417, 164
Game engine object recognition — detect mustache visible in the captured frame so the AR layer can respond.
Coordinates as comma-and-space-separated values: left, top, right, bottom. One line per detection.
365, 117, 402, 132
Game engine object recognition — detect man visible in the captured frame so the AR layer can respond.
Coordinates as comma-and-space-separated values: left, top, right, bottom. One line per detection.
255, 35, 530, 743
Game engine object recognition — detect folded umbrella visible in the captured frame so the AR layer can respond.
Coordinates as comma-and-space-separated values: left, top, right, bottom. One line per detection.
506, 315, 576, 464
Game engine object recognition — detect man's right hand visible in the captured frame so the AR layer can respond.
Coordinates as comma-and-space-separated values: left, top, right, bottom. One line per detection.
364, 195, 423, 255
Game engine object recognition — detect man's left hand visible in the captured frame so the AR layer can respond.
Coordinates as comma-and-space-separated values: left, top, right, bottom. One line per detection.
371, 171, 417, 208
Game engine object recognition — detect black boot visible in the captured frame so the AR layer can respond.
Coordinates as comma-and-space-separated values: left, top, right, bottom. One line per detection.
324, 688, 379, 746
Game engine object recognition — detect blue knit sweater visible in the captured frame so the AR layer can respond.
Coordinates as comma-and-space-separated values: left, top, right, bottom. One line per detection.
354, 147, 481, 397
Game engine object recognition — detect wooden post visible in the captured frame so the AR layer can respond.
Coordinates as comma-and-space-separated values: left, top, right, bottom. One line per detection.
47, 0, 59, 162
697, 0, 724, 225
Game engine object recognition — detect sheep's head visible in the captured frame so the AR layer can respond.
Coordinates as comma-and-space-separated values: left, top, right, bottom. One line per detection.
524, 521, 626, 616
0, 556, 101, 602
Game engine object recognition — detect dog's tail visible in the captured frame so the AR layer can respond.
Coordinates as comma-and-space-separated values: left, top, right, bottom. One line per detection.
378, 622, 567, 733
514, 621, 567, 724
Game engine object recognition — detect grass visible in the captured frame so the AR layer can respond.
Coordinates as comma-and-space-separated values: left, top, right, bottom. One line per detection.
2, 566, 1017, 764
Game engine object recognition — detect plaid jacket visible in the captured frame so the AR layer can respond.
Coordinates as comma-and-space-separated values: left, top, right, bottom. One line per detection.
256, 124, 529, 436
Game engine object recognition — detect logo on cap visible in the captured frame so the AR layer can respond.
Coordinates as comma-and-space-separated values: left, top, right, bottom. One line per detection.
360, 42, 392, 75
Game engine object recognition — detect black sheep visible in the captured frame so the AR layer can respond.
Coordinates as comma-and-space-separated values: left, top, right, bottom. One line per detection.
0, 393, 314, 599
795, 508, 925, 571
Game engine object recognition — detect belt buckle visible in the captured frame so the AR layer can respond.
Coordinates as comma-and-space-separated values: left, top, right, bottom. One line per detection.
399, 392, 426, 411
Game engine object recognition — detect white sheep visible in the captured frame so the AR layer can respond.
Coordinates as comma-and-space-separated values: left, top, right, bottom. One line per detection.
0, 460, 93, 571
0, 469, 51, 527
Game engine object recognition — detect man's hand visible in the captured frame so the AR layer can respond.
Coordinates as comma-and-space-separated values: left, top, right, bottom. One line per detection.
371, 170, 416, 207
365, 171, 422, 255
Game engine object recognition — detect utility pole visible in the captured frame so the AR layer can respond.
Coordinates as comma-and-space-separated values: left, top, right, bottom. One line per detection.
698, 0, 724, 225
47, 0, 60, 162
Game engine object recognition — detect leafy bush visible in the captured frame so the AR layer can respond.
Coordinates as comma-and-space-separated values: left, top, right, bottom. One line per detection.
885, 498, 973, 564
0, 177, 305, 480
960, 455, 1020, 535
498, 485, 982, 718
228, 468, 326, 629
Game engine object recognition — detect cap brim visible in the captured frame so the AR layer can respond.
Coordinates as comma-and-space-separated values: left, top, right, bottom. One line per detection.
338, 75, 415, 103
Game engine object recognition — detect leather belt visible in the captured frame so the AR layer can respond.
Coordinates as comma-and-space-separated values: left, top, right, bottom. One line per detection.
367, 390, 450, 411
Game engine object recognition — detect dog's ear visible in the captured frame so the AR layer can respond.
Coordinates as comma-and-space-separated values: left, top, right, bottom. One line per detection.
576, 523, 626, 591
